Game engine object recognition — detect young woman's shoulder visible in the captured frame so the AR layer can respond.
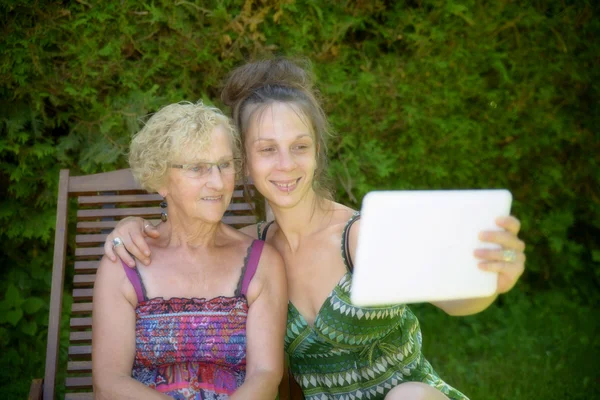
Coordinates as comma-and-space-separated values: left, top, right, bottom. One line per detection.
328, 202, 359, 227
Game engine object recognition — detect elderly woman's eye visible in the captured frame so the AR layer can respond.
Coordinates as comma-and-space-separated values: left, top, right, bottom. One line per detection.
259, 147, 275, 153
188, 164, 209, 175
219, 161, 232, 169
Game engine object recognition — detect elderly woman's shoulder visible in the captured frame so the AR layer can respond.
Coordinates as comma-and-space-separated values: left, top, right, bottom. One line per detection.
238, 223, 260, 239
95, 255, 139, 306
223, 224, 282, 265
220, 222, 258, 242
97, 254, 128, 277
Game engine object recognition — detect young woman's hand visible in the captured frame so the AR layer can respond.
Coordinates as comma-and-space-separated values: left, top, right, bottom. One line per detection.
104, 217, 160, 267
475, 215, 526, 294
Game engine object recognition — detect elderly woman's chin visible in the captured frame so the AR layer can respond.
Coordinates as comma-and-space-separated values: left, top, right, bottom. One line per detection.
193, 196, 231, 222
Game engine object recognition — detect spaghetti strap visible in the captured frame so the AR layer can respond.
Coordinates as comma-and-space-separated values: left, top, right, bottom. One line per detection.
341, 212, 361, 272
120, 260, 146, 303
240, 240, 265, 296
259, 220, 275, 241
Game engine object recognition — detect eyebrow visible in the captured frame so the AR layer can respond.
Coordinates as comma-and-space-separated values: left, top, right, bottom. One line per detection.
176, 156, 235, 164
253, 134, 313, 143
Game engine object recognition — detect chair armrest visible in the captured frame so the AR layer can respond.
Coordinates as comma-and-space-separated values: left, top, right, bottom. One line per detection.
28, 378, 43, 400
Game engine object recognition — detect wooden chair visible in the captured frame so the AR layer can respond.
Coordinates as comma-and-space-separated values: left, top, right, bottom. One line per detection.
29, 168, 303, 399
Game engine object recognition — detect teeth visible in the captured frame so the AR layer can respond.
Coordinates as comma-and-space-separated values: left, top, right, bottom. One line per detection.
273, 180, 298, 188
202, 196, 221, 200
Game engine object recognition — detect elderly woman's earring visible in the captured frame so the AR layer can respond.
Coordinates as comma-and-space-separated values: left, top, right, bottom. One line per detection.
160, 200, 168, 222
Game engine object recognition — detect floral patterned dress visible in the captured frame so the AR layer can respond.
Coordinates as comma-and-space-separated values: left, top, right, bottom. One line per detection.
122, 240, 264, 399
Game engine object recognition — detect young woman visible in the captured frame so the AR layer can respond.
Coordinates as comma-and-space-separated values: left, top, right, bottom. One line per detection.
92, 101, 287, 399
104, 59, 526, 400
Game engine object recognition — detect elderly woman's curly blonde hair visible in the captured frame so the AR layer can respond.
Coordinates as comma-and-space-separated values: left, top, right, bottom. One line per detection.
129, 101, 240, 192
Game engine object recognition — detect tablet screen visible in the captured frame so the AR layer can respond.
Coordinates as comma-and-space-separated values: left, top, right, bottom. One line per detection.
350, 190, 512, 306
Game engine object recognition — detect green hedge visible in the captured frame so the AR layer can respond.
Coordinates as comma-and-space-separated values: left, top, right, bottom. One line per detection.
1, 0, 598, 397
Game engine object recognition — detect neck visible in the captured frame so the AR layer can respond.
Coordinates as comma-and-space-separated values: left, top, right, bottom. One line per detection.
162, 208, 221, 249
269, 190, 331, 252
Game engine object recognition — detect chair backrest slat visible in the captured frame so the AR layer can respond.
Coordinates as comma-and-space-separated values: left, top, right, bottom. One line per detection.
73, 261, 99, 272
64, 393, 93, 400
67, 361, 92, 372
70, 331, 92, 342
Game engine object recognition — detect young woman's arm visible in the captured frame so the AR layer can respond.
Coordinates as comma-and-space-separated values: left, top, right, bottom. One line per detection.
92, 256, 171, 400
431, 216, 526, 315
103, 217, 158, 267
104, 218, 261, 266
231, 243, 288, 400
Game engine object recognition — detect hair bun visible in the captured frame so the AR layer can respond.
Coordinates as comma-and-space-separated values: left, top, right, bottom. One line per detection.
221, 58, 314, 108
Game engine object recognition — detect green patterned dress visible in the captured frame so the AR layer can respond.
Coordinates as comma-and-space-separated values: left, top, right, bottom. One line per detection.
260, 214, 469, 400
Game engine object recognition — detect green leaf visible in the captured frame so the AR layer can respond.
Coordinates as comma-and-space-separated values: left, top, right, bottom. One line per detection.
4, 284, 22, 307
6, 308, 23, 326
21, 320, 38, 336
0, 327, 8, 347
22, 297, 45, 314
0, 299, 10, 313
591, 250, 600, 263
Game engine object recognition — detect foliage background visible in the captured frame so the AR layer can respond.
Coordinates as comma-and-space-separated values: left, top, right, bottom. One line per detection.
1, 0, 598, 398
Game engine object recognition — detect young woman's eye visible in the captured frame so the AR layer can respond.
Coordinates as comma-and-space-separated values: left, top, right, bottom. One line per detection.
294, 144, 310, 151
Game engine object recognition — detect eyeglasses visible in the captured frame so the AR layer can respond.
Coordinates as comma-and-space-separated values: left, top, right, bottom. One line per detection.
168, 158, 242, 179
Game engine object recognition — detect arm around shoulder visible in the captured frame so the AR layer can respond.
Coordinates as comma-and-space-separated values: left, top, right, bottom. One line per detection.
231, 243, 287, 400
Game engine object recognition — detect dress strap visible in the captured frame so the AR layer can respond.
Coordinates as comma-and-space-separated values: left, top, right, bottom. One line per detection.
341, 212, 361, 273
120, 260, 147, 303
235, 240, 265, 297
259, 220, 275, 241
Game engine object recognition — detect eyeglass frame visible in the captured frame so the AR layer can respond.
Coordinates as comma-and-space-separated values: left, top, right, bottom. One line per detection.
168, 158, 242, 178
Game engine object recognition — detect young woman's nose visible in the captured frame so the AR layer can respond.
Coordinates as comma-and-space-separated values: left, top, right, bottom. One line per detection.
277, 149, 296, 171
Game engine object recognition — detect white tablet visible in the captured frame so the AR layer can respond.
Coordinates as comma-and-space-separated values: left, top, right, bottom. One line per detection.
350, 190, 512, 306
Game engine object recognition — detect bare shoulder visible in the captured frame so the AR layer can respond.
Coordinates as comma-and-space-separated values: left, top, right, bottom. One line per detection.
326, 202, 361, 258
96, 255, 126, 284
218, 222, 257, 245
238, 222, 260, 239
258, 241, 284, 272
95, 256, 138, 307
246, 241, 286, 305
326, 201, 359, 230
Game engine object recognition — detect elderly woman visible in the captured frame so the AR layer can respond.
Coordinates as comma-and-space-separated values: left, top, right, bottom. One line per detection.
91, 101, 287, 399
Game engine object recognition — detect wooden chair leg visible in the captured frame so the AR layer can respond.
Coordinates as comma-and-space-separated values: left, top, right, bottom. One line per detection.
289, 370, 304, 400
29, 378, 43, 400
278, 363, 291, 400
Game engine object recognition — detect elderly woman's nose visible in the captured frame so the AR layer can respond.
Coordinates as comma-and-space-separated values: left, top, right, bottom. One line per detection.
205, 165, 225, 189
